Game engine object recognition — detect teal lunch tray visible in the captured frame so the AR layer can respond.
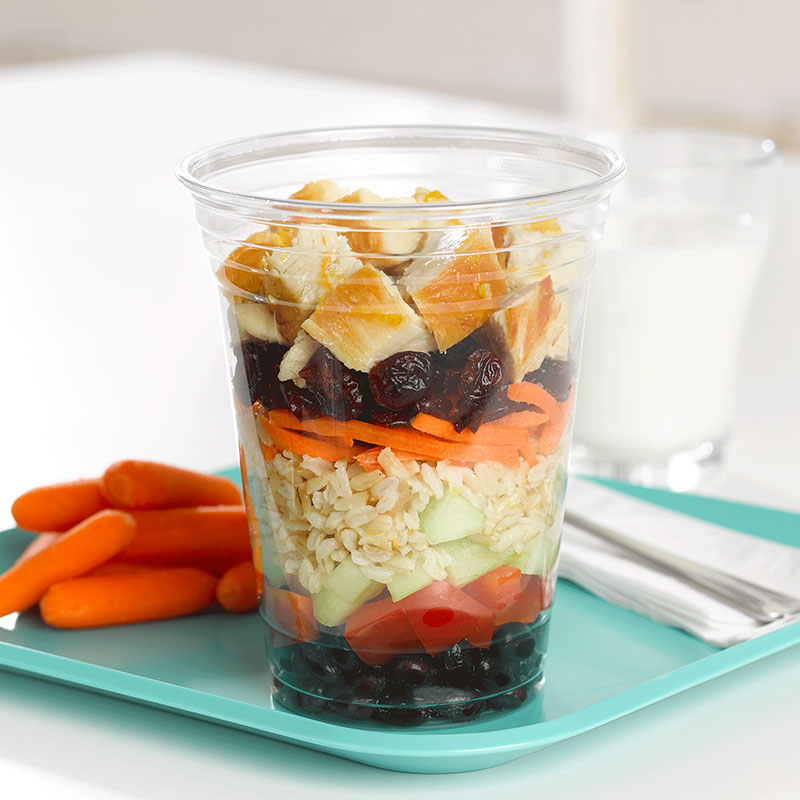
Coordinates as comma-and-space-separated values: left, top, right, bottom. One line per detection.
0, 474, 798, 773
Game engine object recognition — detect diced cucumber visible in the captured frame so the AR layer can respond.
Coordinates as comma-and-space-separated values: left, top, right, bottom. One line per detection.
438, 539, 514, 587
312, 587, 361, 628
509, 535, 543, 576
311, 557, 382, 627
388, 561, 434, 602
512, 525, 561, 576
420, 490, 485, 545
323, 557, 381, 603
543, 524, 562, 575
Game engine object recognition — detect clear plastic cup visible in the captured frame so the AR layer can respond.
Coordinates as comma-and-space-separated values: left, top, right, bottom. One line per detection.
177, 126, 624, 726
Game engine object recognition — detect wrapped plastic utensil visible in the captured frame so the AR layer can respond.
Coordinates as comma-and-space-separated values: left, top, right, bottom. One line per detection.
560, 479, 800, 647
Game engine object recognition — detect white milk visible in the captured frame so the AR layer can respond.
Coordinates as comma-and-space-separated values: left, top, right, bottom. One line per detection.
575, 204, 766, 460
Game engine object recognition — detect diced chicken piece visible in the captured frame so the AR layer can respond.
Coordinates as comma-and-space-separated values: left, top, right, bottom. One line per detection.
548, 302, 570, 361
221, 227, 293, 298
413, 187, 451, 203
499, 220, 587, 294
339, 188, 423, 270
301, 265, 435, 372
486, 275, 568, 382
233, 302, 286, 344
290, 180, 349, 202
399, 226, 508, 352
264, 226, 363, 342
277, 330, 320, 387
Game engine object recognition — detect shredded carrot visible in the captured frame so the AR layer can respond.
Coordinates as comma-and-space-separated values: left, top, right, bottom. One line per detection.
536, 386, 575, 455
216, 561, 259, 613
507, 382, 563, 425
486, 409, 549, 429
262, 409, 526, 465
266, 410, 355, 447
12, 479, 110, 532
520, 440, 539, 466
0, 510, 136, 617
263, 419, 353, 462
355, 447, 430, 471
345, 420, 521, 466
102, 461, 241, 510
120, 506, 251, 564
39, 567, 217, 629
260, 442, 277, 461
410, 413, 529, 449
13, 533, 59, 568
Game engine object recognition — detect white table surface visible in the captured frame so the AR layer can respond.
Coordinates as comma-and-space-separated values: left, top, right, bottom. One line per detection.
0, 52, 798, 798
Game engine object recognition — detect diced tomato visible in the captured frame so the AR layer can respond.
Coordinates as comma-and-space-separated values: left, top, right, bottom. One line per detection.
400, 581, 494, 654
541, 576, 555, 610
494, 575, 544, 626
285, 573, 305, 595
462, 566, 524, 616
345, 597, 420, 665
264, 586, 319, 643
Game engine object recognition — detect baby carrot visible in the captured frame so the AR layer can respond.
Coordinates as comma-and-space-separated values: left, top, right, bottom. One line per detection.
13, 533, 59, 567
506, 382, 563, 425
0, 510, 136, 617
101, 460, 241, 510
39, 568, 217, 629
120, 506, 251, 564
216, 561, 259, 613
102, 557, 245, 577
91, 563, 154, 577
11, 479, 110, 532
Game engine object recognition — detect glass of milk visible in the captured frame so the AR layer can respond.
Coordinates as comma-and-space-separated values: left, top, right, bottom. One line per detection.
571, 130, 778, 490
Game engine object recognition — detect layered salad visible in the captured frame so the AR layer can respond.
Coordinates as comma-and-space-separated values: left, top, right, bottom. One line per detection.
224, 180, 584, 725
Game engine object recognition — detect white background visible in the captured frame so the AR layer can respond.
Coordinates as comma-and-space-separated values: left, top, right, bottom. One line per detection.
0, 53, 798, 798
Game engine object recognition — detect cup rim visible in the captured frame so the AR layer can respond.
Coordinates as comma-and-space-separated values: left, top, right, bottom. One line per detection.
175, 124, 626, 218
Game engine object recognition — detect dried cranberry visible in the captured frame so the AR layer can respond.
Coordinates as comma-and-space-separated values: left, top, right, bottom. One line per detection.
368, 351, 434, 410
525, 358, 573, 402
299, 348, 365, 420
415, 392, 452, 420
279, 380, 322, 419
452, 349, 506, 432
369, 407, 416, 427
479, 394, 529, 423
433, 331, 487, 372
413, 367, 456, 419
234, 340, 287, 408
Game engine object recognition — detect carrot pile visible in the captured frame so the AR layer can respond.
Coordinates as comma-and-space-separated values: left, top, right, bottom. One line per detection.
2, 460, 261, 629
258, 379, 572, 468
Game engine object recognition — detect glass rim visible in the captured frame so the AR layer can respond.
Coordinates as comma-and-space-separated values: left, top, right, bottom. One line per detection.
586, 126, 779, 176
175, 124, 626, 220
